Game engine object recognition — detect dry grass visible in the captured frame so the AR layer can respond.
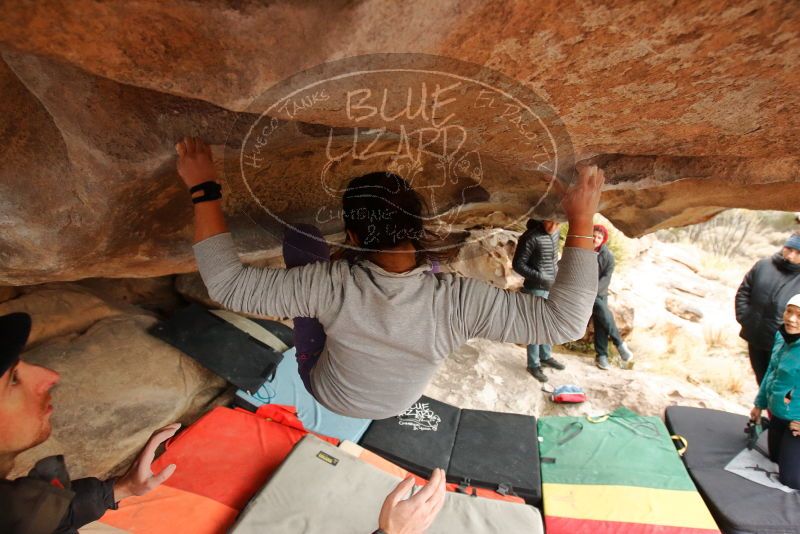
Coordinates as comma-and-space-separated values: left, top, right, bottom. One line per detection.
703, 324, 728, 350
632, 322, 754, 400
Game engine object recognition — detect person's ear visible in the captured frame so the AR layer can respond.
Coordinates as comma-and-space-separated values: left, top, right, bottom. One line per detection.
346, 229, 361, 246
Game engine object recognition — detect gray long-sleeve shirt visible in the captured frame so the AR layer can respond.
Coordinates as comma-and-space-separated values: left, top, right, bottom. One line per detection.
194, 233, 598, 419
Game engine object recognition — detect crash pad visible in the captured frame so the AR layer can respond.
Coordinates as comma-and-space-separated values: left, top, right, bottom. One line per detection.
539, 407, 719, 534
665, 406, 800, 534
232, 435, 543, 533
358, 396, 541, 504
448, 408, 540, 503
148, 304, 284, 393
98, 405, 337, 534
235, 346, 371, 443
359, 396, 460, 476
339, 440, 525, 504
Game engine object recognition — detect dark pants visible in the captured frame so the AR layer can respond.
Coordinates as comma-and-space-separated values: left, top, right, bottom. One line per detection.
282, 224, 330, 397
522, 288, 552, 368
592, 295, 623, 358
767, 416, 800, 489
748, 343, 773, 386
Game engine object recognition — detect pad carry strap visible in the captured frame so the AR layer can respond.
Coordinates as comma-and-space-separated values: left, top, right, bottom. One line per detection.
671, 435, 688, 457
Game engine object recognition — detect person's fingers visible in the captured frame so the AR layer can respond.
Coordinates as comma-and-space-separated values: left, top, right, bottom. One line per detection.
150, 463, 177, 487
550, 176, 567, 195
175, 140, 187, 157
196, 138, 209, 158
425, 468, 444, 503
137, 423, 181, 477
414, 468, 443, 503
595, 168, 606, 190
386, 476, 415, 507
185, 137, 196, 155
425, 469, 447, 512
581, 165, 598, 188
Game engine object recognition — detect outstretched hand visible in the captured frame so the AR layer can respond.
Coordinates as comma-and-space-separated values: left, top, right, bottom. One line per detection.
113, 423, 181, 502
559, 165, 605, 226
378, 468, 446, 534
554, 165, 605, 249
176, 136, 217, 189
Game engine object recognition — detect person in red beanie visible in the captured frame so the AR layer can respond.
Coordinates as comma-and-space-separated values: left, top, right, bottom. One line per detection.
591, 225, 634, 370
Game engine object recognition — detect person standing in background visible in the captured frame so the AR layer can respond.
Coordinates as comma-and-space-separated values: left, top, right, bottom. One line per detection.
512, 219, 566, 382
736, 233, 800, 384
592, 225, 634, 370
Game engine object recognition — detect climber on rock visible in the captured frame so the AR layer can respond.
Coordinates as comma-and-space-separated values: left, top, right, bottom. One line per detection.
177, 136, 602, 420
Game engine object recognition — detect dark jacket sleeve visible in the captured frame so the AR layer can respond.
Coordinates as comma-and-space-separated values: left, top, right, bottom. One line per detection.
512, 230, 544, 283
735, 264, 755, 325
597, 247, 615, 296
54, 478, 117, 534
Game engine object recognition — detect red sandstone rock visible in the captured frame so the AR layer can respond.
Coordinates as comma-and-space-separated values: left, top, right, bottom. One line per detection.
0, 1, 798, 283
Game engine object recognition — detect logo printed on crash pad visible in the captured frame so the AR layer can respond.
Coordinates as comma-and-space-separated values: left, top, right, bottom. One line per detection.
316, 451, 340, 466
398, 402, 441, 431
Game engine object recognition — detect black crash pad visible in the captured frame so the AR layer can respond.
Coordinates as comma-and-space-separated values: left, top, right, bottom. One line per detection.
665, 405, 800, 534
448, 409, 540, 503
359, 397, 541, 504
149, 304, 285, 394
359, 396, 461, 476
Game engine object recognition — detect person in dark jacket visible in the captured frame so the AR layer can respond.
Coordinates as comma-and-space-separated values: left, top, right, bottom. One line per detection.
592, 225, 634, 370
0, 312, 180, 534
512, 219, 566, 382
735, 233, 800, 384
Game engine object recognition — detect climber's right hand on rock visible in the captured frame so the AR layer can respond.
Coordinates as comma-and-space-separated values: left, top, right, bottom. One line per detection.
561, 164, 605, 226
175, 136, 217, 188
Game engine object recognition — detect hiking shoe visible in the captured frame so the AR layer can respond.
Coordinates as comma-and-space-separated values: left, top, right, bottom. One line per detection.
618, 342, 634, 363
595, 356, 610, 370
527, 366, 548, 382
541, 358, 566, 370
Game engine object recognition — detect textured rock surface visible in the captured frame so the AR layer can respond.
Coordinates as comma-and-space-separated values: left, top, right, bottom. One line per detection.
666, 296, 705, 322
1, 0, 799, 283
0, 285, 129, 348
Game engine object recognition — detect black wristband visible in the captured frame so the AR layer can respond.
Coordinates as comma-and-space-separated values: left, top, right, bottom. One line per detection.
190, 181, 222, 204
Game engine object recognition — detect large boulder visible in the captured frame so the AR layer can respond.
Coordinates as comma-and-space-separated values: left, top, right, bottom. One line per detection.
448, 228, 524, 290
0, 284, 130, 348
0, 1, 799, 283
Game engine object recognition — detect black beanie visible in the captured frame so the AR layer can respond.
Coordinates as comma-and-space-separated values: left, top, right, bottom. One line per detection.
0, 312, 31, 377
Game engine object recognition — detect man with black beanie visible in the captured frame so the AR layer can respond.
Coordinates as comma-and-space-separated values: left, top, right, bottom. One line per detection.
0, 312, 180, 534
